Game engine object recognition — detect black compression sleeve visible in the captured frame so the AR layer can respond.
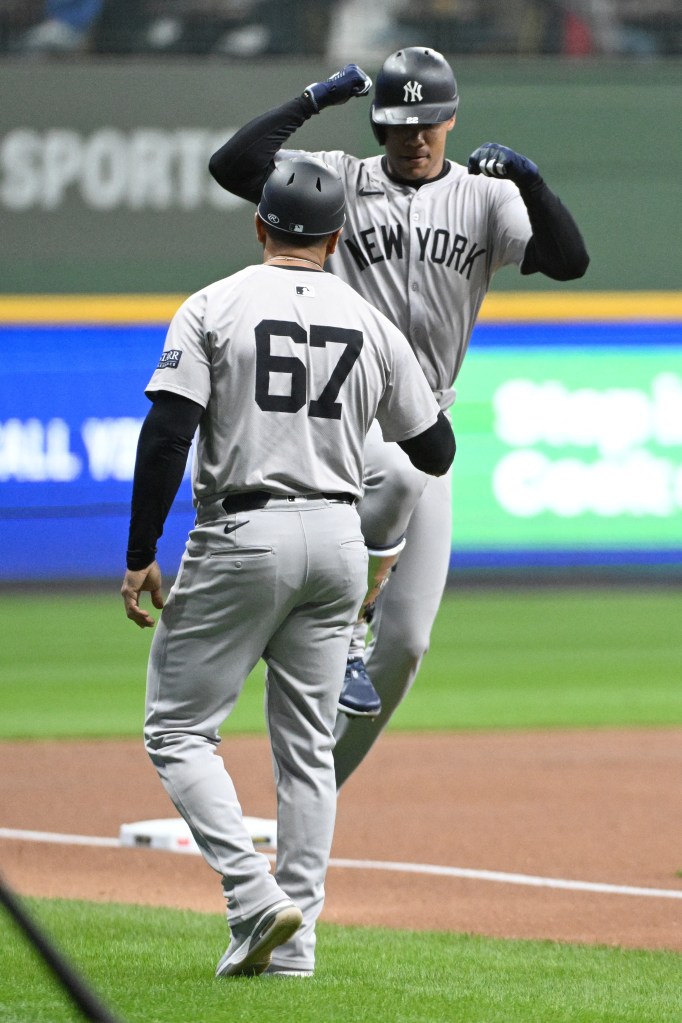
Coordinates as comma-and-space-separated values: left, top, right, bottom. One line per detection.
208, 96, 315, 203
397, 412, 455, 477
126, 393, 203, 570
519, 178, 590, 281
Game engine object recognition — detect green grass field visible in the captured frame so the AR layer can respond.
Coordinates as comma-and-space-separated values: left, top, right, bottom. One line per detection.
1, 585, 681, 1022
2, 898, 681, 1023
1, 586, 681, 739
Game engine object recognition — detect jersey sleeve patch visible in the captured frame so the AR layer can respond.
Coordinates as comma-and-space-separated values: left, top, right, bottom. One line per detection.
157, 349, 183, 369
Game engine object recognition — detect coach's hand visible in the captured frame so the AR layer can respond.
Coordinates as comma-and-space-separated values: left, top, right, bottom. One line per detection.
304, 64, 372, 112
121, 561, 164, 629
467, 142, 540, 189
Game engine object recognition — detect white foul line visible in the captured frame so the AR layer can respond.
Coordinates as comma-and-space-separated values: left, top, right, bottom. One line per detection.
326, 857, 682, 900
0, 828, 120, 849
1, 827, 681, 901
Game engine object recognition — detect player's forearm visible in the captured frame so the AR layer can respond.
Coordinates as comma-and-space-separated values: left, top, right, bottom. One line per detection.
126, 395, 201, 570
397, 412, 455, 476
208, 96, 315, 203
519, 178, 590, 281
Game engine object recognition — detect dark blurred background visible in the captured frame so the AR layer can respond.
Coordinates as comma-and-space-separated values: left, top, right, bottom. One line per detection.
2, 1, 681, 59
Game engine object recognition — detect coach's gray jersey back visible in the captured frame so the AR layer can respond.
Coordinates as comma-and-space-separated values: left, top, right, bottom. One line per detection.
145, 265, 440, 503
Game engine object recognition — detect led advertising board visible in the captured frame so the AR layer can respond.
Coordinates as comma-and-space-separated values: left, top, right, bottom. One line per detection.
1, 294, 680, 579
451, 319, 682, 568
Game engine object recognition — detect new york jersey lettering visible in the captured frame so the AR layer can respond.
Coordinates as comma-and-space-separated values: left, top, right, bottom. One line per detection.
344, 222, 487, 280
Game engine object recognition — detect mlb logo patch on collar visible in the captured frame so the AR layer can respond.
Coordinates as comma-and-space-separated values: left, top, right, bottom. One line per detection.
296, 285, 315, 297
158, 349, 182, 369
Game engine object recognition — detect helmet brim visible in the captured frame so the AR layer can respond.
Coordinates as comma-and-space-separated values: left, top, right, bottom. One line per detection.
371, 101, 458, 126
256, 208, 346, 238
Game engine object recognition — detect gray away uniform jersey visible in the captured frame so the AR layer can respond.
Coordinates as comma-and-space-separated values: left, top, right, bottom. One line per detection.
145, 263, 441, 499
141, 263, 441, 973
259, 152, 528, 790
278, 150, 532, 404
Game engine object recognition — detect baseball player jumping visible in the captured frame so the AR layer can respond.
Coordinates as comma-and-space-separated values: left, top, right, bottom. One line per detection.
208, 47, 589, 782
121, 155, 454, 978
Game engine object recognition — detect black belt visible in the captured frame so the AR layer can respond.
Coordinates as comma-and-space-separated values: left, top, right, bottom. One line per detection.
221, 491, 356, 515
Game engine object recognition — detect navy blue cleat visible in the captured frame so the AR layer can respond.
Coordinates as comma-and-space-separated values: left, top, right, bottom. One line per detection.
338, 657, 381, 718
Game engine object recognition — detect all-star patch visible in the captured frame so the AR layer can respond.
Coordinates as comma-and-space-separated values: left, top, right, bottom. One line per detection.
158, 349, 182, 369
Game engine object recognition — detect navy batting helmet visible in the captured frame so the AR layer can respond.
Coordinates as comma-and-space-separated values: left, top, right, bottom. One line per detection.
370, 47, 459, 143
257, 156, 346, 237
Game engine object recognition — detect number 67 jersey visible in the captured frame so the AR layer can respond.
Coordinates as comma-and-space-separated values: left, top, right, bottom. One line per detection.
145, 263, 441, 503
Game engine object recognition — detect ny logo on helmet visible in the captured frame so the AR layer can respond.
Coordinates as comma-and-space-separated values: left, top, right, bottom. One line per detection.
403, 80, 423, 103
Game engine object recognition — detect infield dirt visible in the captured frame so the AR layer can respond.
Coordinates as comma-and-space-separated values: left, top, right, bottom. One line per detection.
1, 729, 681, 951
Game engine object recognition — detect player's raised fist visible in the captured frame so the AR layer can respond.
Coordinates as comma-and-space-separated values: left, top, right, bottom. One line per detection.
467, 142, 539, 189
304, 64, 372, 112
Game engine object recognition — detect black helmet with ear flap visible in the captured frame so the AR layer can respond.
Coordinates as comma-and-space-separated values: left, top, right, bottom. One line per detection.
257, 156, 346, 237
370, 46, 459, 144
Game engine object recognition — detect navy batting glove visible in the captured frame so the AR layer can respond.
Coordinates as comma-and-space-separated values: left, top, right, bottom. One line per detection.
467, 142, 540, 189
304, 64, 372, 113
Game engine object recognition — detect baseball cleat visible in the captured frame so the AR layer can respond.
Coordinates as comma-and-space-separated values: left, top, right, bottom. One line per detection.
338, 657, 381, 718
216, 899, 303, 978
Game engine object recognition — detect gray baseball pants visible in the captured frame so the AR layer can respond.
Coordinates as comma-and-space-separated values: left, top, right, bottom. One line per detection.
145, 496, 367, 972
334, 421, 453, 788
